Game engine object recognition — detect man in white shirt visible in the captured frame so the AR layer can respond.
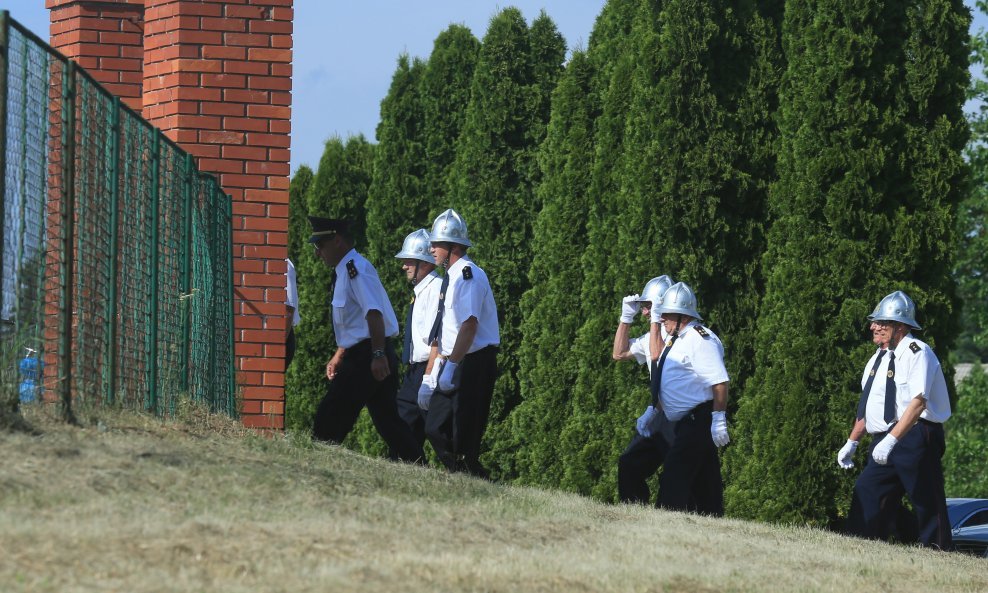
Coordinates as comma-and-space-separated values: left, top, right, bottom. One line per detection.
837, 290, 952, 550
394, 229, 442, 447
420, 209, 500, 477
308, 216, 423, 462
613, 275, 674, 503
646, 282, 731, 515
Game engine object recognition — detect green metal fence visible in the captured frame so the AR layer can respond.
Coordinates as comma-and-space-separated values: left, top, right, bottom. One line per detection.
0, 12, 236, 419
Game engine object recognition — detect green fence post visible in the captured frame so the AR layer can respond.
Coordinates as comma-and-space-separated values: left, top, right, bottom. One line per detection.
33, 42, 49, 375
104, 98, 121, 406
206, 178, 217, 409
59, 60, 77, 423
180, 153, 192, 396
148, 130, 161, 415
227, 194, 236, 417
0, 11, 9, 323
15, 19, 29, 336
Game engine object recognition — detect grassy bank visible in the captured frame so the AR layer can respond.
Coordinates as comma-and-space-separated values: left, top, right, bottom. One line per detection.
1, 405, 985, 593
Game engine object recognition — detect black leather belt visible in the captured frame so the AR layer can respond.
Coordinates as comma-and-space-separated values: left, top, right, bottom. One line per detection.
682, 400, 713, 421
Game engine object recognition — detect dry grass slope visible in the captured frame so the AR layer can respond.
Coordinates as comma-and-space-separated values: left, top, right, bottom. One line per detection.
1, 405, 985, 593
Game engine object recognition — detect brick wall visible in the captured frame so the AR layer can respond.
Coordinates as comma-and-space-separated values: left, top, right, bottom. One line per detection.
48, 0, 293, 429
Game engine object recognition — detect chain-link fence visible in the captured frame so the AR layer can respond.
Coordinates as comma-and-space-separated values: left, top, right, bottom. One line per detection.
1, 13, 236, 419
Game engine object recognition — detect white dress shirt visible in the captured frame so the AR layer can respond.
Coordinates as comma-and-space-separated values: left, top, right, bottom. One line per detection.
657, 321, 730, 421
438, 256, 500, 356
409, 271, 442, 363
629, 326, 671, 377
862, 334, 951, 433
331, 249, 399, 348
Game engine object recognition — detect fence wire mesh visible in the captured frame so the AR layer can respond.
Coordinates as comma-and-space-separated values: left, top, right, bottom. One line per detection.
1, 14, 236, 418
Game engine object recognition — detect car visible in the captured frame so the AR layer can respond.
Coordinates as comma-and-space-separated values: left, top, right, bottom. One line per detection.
952, 524, 988, 557
947, 498, 988, 532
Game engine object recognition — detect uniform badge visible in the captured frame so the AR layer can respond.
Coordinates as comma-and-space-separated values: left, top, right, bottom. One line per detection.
346, 260, 358, 279
869, 369, 876, 377
694, 325, 709, 337
463, 266, 473, 280
887, 370, 895, 379
909, 342, 920, 354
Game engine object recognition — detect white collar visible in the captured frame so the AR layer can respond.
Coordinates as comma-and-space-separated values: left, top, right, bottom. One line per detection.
446, 255, 472, 275
413, 271, 440, 296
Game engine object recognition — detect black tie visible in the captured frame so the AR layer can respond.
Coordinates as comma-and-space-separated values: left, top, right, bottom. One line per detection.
329, 270, 338, 297
649, 333, 680, 408
856, 349, 886, 420
428, 273, 450, 344
402, 295, 415, 365
884, 351, 897, 424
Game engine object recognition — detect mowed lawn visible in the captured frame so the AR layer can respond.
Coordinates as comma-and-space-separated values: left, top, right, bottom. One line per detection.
1, 406, 985, 593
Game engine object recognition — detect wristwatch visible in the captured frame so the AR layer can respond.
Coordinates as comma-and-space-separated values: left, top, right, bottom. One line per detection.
372, 349, 386, 359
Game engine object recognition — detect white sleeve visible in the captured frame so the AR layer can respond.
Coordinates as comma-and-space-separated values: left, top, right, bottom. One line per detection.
451, 274, 484, 324
286, 260, 298, 308
628, 334, 649, 366
349, 266, 389, 319
905, 346, 935, 400
691, 335, 729, 386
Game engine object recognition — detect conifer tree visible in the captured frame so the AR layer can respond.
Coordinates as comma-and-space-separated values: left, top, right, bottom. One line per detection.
556, 0, 780, 502
444, 8, 565, 478
490, 50, 597, 484
287, 165, 313, 268
725, 0, 968, 525
556, 0, 647, 498
956, 1, 988, 363
420, 25, 480, 206
364, 55, 427, 357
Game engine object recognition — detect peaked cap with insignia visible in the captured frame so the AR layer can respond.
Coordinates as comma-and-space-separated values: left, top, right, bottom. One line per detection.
308, 216, 349, 244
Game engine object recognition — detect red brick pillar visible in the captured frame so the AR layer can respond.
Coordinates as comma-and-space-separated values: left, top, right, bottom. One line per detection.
47, 0, 145, 111
47, 0, 293, 429
142, 0, 293, 429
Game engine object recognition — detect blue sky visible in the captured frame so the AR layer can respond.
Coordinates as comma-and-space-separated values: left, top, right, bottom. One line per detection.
6, 0, 987, 174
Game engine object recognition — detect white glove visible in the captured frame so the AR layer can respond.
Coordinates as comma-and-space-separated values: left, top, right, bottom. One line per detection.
621, 294, 641, 324
837, 439, 858, 469
650, 302, 663, 324
417, 372, 437, 410
636, 406, 658, 438
438, 360, 459, 392
711, 411, 730, 447
871, 434, 898, 465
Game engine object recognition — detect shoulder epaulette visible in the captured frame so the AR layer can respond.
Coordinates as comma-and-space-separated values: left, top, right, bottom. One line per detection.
346, 259, 358, 279
463, 266, 473, 280
694, 325, 709, 338
909, 342, 921, 354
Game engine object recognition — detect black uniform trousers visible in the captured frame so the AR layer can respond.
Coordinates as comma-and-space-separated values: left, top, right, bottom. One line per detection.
285, 326, 296, 368
425, 345, 498, 477
618, 411, 676, 504
618, 400, 723, 516
848, 420, 952, 550
312, 339, 424, 463
396, 360, 428, 448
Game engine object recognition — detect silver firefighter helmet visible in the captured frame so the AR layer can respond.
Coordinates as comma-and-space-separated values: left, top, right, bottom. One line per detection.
867, 290, 921, 330
654, 281, 702, 321
429, 208, 471, 247
637, 275, 674, 305
395, 229, 434, 264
